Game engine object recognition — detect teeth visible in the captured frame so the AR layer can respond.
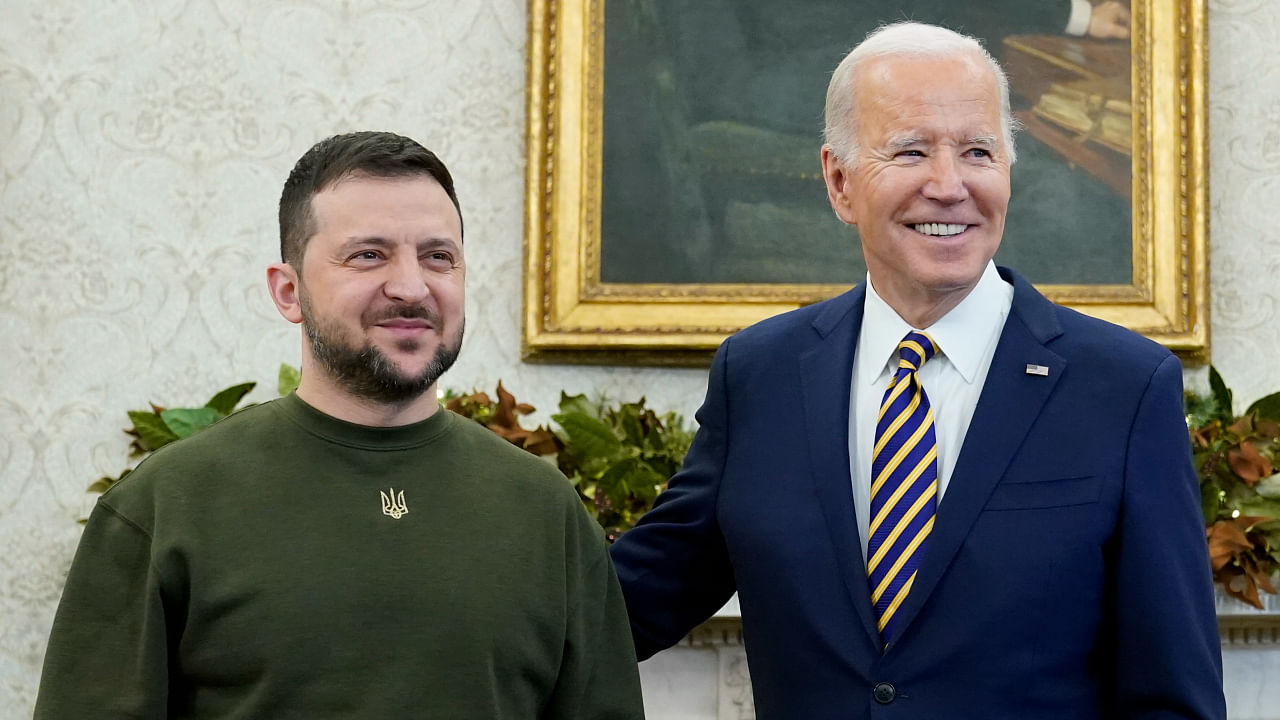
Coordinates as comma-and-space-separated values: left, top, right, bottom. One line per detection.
913, 223, 967, 236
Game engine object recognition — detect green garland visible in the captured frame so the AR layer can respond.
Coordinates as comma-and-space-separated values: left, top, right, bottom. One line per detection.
1187, 367, 1280, 608
89, 365, 694, 544
88, 365, 1280, 607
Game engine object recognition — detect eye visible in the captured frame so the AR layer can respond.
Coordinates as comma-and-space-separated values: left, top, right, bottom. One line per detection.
896, 149, 925, 159
348, 249, 384, 263
965, 147, 992, 159
422, 250, 459, 270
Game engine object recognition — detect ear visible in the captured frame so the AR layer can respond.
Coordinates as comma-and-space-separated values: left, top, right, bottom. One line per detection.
266, 262, 304, 324
820, 145, 859, 226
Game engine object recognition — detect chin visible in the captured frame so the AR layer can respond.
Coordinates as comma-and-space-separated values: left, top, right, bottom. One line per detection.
385, 358, 435, 380
919, 267, 987, 293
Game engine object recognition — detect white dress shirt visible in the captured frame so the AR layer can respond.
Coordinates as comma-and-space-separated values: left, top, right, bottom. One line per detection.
1066, 0, 1093, 37
848, 262, 1014, 561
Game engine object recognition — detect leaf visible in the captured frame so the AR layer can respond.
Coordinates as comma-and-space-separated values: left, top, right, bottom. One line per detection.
1217, 566, 1264, 609
1200, 482, 1223, 524
490, 423, 561, 454
205, 382, 256, 415
1244, 557, 1278, 595
557, 392, 596, 419
618, 405, 646, 445
1207, 520, 1252, 570
1256, 419, 1280, 441
1247, 391, 1280, 423
522, 427, 562, 456
1209, 366, 1233, 418
599, 457, 643, 508
1227, 415, 1253, 438
446, 391, 494, 423
278, 363, 301, 396
1257, 473, 1280, 499
1236, 515, 1278, 532
1184, 391, 1222, 430
491, 381, 523, 432
127, 410, 180, 452
471, 392, 494, 406
1228, 441, 1273, 485
553, 412, 623, 460
1232, 497, 1280, 519
160, 407, 222, 439
623, 461, 666, 499
1189, 421, 1218, 449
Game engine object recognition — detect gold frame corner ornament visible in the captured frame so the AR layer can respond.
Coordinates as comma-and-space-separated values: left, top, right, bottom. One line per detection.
523, 0, 1209, 366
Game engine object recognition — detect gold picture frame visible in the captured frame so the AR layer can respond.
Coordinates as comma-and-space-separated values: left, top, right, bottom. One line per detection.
524, 0, 1208, 365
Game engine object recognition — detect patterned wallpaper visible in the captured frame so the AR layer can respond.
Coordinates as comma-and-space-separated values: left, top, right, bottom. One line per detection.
0, 1, 1275, 714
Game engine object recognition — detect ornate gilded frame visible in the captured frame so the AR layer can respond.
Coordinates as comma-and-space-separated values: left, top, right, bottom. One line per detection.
524, 0, 1209, 364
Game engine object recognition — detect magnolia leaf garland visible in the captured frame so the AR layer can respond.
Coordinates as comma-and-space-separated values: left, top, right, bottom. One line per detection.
1193, 367, 1280, 608
87, 365, 1280, 605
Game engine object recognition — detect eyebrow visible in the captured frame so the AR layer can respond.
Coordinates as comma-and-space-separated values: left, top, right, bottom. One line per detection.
337, 236, 459, 253
885, 134, 999, 151
885, 135, 925, 151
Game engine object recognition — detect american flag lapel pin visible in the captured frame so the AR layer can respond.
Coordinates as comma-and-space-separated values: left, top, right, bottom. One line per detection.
1025, 364, 1049, 376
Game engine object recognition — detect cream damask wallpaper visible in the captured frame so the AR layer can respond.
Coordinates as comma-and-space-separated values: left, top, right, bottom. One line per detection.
0, 0, 1275, 715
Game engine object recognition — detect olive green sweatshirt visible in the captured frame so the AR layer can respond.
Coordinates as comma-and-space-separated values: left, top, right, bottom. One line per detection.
36, 394, 644, 719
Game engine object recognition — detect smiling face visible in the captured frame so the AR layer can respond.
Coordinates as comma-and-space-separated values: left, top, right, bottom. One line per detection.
281, 173, 465, 407
822, 52, 1012, 326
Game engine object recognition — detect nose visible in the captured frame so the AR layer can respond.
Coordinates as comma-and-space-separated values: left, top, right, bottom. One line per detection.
921, 154, 969, 204
382, 254, 430, 304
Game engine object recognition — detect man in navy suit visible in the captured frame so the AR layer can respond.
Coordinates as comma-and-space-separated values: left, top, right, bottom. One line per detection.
609, 22, 1225, 719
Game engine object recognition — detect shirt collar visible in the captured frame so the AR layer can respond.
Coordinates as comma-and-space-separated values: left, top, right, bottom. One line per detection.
858, 262, 1013, 386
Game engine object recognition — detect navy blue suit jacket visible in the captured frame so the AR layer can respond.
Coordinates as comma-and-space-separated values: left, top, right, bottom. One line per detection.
611, 268, 1225, 719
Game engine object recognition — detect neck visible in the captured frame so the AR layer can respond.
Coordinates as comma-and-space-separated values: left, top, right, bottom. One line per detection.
294, 354, 440, 427
870, 279, 976, 329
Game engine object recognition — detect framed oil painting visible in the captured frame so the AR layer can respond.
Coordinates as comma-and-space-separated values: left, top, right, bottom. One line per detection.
524, 0, 1208, 364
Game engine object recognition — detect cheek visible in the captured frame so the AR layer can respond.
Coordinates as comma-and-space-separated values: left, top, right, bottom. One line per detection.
867, 176, 918, 214
975, 172, 1012, 207
436, 278, 466, 312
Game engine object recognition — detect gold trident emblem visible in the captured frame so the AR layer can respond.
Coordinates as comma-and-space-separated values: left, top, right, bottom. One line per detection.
380, 488, 408, 519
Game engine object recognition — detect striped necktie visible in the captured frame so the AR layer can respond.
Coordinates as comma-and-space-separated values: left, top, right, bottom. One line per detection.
867, 330, 939, 645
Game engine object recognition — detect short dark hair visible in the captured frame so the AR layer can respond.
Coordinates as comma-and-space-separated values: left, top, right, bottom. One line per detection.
278, 131, 463, 267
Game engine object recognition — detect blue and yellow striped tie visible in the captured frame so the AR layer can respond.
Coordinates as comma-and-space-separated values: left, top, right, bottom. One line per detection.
868, 330, 939, 644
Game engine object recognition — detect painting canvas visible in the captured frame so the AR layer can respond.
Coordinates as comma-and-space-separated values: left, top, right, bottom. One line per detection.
602, 0, 1131, 286
524, 0, 1207, 363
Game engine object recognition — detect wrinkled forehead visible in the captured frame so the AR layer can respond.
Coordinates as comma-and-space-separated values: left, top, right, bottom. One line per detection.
856, 50, 997, 98
853, 53, 1002, 134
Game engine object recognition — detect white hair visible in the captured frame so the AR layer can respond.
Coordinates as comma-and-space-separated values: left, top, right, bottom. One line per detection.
822, 22, 1018, 165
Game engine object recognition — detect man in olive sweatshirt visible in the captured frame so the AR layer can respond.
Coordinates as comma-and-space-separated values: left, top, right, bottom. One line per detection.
36, 131, 644, 719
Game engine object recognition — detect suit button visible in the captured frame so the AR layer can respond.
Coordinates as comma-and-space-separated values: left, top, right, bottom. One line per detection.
873, 682, 896, 704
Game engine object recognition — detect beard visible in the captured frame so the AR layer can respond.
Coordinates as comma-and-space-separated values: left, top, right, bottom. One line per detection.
300, 292, 463, 406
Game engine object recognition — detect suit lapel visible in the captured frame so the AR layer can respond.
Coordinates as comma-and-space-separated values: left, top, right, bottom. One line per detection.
798, 285, 882, 648
885, 270, 1067, 644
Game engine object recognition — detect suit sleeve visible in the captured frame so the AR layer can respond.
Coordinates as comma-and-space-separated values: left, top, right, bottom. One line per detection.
1109, 354, 1226, 719
609, 340, 738, 660
35, 501, 171, 719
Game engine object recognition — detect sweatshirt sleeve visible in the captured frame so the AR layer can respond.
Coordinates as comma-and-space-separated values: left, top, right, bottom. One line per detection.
35, 500, 173, 719
543, 507, 646, 720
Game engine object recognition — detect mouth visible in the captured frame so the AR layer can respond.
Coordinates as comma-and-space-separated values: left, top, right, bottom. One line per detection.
373, 317, 434, 339
910, 223, 971, 237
